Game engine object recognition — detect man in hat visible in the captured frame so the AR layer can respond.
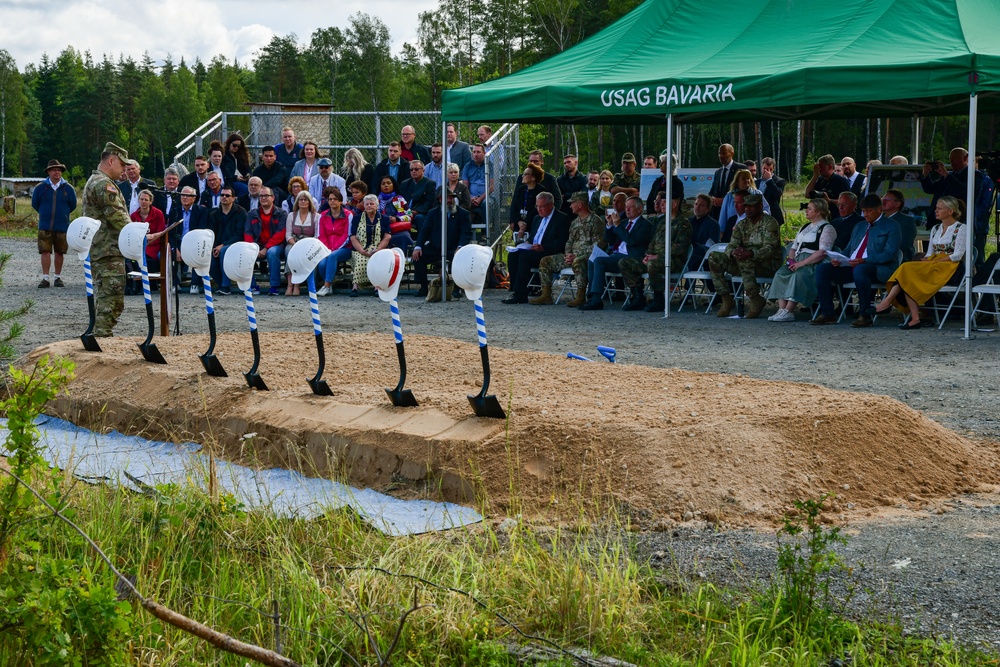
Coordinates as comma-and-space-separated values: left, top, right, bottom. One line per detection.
530, 190, 605, 306
308, 157, 347, 203
611, 153, 641, 197
707, 192, 782, 319
31, 158, 78, 288
411, 188, 472, 298
81, 142, 132, 336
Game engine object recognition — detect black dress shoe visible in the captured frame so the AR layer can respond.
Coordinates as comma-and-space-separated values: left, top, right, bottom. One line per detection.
415, 286, 428, 297
578, 299, 604, 311
502, 296, 527, 304
851, 315, 873, 328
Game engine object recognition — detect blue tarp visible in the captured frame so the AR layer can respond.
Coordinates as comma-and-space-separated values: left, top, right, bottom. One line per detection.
0, 416, 482, 536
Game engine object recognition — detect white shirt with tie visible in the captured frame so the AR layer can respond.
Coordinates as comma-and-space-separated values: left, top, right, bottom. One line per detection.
532, 213, 552, 245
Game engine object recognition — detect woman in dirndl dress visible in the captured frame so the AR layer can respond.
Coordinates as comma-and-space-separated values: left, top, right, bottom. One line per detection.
874, 196, 967, 329
766, 199, 836, 322
349, 194, 392, 296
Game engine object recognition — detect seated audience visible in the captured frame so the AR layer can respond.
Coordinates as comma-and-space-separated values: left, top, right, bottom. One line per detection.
372, 141, 410, 193
349, 194, 392, 297
210, 185, 248, 294
708, 193, 782, 319
831, 192, 864, 249
315, 187, 355, 296
346, 180, 367, 217
580, 196, 652, 311
874, 196, 967, 329
766, 199, 836, 322
805, 154, 850, 203
179, 155, 210, 195
811, 194, 902, 327
199, 171, 224, 210
881, 188, 917, 261
689, 193, 721, 271
531, 191, 606, 308
308, 157, 347, 204
285, 190, 322, 295
274, 126, 303, 174
252, 146, 289, 203
411, 189, 472, 297
502, 192, 568, 304
244, 187, 288, 296
280, 176, 317, 213
240, 176, 263, 212
620, 191, 692, 312
376, 175, 414, 251
341, 148, 375, 192
399, 160, 436, 231
290, 140, 322, 186
223, 133, 251, 185
444, 162, 472, 213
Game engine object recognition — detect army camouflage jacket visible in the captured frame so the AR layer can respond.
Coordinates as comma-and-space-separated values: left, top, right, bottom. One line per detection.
727, 213, 781, 263
82, 169, 131, 261
649, 214, 693, 266
612, 170, 641, 192
565, 212, 607, 257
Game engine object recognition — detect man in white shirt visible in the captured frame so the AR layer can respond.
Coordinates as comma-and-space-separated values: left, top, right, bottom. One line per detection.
308, 158, 347, 202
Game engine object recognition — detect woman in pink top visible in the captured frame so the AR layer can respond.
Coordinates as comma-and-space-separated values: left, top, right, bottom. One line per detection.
131, 189, 166, 274
315, 186, 355, 296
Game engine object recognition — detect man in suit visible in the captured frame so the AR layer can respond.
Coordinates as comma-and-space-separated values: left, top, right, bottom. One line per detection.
371, 142, 410, 193
399, 161, 436, 233
811, 194, 902, 327
709, 143, 744, 220
399, 125, 431, 164
503, 191, 568, 304
308, 158, 347, 203
169, 186, 210, 291
179, 156, 210, 196
155, 167, 181, 221
831, 192, 864, 250
841, 157, 866, 197
759, 157, 786, 226
118, 160, 155, 215
411, 190, 472, 297
445, 123, 472, 172
238, 176, 263, 213
199, 172, 224, 210
708, 193, 782, 319
580, 196, 652, 311
881, 188, 917, 261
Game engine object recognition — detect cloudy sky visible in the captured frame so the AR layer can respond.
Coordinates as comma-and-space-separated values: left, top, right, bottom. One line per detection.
1, 0, 436, 69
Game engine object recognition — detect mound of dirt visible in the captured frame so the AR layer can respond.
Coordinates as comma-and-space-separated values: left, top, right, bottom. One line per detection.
27, 333, 1000, 527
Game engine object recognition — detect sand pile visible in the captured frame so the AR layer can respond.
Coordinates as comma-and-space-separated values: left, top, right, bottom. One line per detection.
25, 333, 1000, 527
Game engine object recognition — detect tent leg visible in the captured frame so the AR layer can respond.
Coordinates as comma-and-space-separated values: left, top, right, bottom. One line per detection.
441, 119, 449, 287
664, 114, 674, 319
964, 93, 978, 340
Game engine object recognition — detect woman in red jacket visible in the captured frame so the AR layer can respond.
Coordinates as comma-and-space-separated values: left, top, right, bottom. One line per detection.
315, 187, 355, 296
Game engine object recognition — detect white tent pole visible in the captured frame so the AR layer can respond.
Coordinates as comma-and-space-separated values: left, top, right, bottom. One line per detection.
964, 93, 978, 339
441, 119, 448, 286
663, 113, 674, 319
911, 115, 921, 164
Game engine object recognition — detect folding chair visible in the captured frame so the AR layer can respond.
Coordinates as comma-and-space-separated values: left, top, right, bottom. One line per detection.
554, 267, 577, 304
837, 250, 902, 322
971, 258, 1000, 328
601, 272, 629, 303
677, 243, 729, 312
932, 249, 977, 328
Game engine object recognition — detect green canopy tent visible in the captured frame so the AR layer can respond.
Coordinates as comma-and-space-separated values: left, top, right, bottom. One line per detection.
440, 0, 1000, 334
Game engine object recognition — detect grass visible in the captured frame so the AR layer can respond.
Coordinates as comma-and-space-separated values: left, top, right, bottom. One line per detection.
1, 441, 995, 666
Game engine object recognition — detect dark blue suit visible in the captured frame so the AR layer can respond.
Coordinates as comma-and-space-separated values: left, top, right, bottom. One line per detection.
586, 216, 652, 300
168, 204, 210, 287
815, 215, 901, 318
890, 212, 917, 262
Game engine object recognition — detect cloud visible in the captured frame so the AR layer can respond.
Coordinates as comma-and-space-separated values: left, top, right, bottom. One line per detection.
0, 0, 433, 69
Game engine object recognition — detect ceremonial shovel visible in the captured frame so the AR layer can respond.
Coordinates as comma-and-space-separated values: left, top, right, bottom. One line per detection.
136, 238, 167, 364
241, 288, 268, 390
305, 275, 332, 396
80, 254, 102, 352
384, 297, 418, 407
198, 273, 227, 377
467, 298, 506, 419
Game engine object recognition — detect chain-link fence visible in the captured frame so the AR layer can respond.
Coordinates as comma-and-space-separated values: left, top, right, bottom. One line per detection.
173, 110, 519, 244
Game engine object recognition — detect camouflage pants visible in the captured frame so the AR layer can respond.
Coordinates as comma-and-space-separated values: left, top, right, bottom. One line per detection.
619, 257, 672, 292
92, 256, 125, 337
708, 251, 777, 298
538, 255, 588, 291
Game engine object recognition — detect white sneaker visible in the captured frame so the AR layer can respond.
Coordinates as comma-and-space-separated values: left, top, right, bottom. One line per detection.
316, 286, 331, 297
772, 308, 796, 322
189, 283, 199, 294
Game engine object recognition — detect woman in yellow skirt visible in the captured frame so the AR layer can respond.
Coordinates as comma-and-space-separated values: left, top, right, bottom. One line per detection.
874, 196, 967, 329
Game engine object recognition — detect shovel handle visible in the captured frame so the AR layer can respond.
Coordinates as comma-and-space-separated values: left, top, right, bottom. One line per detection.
390, 298, 403, 344
243, 290, 258, 331
308, 275, 323, 336
202, 274, 214, 314
248, 328, 263, 376
474, 298, 487, 348
84, 255, 95, 297
477, 344, 493, 398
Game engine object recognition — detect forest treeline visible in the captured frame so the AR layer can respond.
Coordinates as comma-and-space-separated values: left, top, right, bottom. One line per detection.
0, 1, 994, 185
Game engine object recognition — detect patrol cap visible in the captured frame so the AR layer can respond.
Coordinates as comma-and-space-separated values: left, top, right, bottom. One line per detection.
743, 193, 763, 206
621, 152, 636, 163
568, 191, 590, 204
317, 157, 333, 167
102, 142, 129, 163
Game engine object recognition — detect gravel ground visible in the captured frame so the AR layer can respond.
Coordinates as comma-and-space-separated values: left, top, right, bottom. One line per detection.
3, 236, 1000, 649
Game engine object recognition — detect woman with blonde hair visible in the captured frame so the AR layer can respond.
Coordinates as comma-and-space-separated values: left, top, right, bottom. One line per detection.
589, 169, 614, 212
875, 196, 968, 329
341, 148, 375, 192
284, 190, 321, 295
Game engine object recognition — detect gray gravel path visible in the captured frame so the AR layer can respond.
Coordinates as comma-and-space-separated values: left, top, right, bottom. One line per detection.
3, 236, 1000, 648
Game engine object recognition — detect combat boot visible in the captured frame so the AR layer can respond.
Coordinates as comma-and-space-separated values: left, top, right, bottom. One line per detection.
745, 293, 767, 319
644, 291, 665, 312
566, 280, 587, 307
426, 278, 442, 302
622, 287, 646, 311
529, 285, 552, 305
716, 293, 736, 317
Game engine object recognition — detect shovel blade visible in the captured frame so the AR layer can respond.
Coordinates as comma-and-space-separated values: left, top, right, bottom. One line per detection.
467, 394, 506, 419
200, 353, 227, 377
138, 342, 167, 364
80, 334, 102, 352
308, 377, 333, 396
244, 372, 268, 391
386, 387, 419, 407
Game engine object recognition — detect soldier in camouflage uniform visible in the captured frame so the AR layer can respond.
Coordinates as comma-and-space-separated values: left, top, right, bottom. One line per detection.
708, 193, 782, 319
611, 152, 641, 197
82, 142, 131, 336
530, 191, 606, 306
620, 192, 693, 312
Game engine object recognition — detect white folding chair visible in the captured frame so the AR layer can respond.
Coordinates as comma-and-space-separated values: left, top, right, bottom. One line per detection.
601, 272, 628, 303
837, 250, 902, 322
971, 259, 1000, 328
677, 242, 728, 313
554, 267, 577, 304
933, 249, 977, 328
